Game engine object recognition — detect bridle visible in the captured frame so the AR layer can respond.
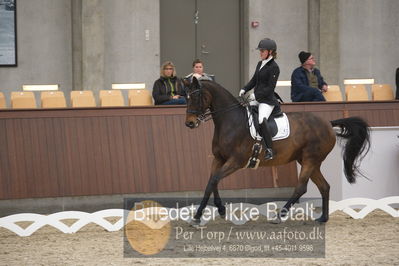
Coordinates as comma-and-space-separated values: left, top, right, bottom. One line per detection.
186, 82, 243, 123
186, 88, 203, 115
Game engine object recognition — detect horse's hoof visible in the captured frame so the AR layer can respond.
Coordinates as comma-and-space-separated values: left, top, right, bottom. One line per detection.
268, 212, 283, 224
315, 216, 328, 223
218, 209, 226, 219
270, 218, 281, 224
190, 218, 201, 228
269, 216, 282, 224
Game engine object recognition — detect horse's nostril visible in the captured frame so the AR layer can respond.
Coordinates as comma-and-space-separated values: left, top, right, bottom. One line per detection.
185, 121, 194, 128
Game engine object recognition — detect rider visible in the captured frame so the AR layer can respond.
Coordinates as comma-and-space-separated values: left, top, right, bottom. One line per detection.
239, 38, 280, 160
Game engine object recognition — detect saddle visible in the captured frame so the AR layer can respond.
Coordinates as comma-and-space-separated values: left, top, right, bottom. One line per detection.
247, 105, 289, 141
250, 105, 283, 138
244, 105, 290, 169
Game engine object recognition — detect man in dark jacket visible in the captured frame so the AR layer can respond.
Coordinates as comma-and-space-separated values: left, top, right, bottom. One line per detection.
291, 51, 328, 102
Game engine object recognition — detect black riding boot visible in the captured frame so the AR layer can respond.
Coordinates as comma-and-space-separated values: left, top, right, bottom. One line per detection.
259, 119, 274, 160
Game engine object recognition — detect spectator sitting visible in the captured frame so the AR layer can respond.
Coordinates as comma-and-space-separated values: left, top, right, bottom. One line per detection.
152, 61, 186, 105
185, 59, 215, 82
291, 51, 328, 102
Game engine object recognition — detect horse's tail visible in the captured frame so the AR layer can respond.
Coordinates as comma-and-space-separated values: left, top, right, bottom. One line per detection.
330, 117, 370, 183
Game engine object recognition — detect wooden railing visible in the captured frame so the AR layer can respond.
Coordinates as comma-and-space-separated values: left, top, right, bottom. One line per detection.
0, 101, 397, 200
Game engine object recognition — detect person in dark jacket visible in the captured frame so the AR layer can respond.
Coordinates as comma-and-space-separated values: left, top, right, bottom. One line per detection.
152, 61, 186, 105
290, 51, 328, 102
239, 38, 280, 160
185, 59, 215, 82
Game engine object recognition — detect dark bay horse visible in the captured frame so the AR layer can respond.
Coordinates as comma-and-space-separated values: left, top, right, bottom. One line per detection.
185, 77, 370, 224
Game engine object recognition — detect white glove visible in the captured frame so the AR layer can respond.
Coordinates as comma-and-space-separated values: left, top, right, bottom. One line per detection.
239, 89, 246, 97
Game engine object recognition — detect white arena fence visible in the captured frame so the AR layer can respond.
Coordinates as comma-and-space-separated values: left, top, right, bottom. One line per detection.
0, 197, 398, 237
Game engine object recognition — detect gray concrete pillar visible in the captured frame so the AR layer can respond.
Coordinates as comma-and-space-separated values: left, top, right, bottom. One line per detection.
242, 0, 250, 84
320, 0, 339, 85
308, 0, 320, 61
71, 0, 82, 91
308, 0, 340, 85
82, 0, 105, 92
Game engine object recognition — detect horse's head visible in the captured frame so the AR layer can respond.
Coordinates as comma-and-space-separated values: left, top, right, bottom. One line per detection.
185, 77, 212, 129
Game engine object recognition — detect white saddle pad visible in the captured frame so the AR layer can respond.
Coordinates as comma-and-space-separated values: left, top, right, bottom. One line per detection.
246, 107, 290, 141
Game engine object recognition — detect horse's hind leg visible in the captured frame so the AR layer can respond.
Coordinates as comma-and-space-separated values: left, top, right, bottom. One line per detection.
276, 162, 315, 222
310, 168, 330, 222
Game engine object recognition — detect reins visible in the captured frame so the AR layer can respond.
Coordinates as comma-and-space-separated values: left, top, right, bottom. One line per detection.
197, 101, 243, 123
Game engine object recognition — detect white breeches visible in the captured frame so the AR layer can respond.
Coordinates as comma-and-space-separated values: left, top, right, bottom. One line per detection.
258, 103, 274, 124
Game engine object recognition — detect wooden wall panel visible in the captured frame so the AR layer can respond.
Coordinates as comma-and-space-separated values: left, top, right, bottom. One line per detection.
220, 168, 274, 190
6, 119, 28, 198
273, 163, 299, 187
97, 116, 114, 194
0, 120, 10, 199
0, 101, 398, 200
344, 102, 399, 126
52, 118, 67, 197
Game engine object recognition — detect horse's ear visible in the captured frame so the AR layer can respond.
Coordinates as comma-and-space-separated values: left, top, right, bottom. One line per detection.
182, 78, 190, 88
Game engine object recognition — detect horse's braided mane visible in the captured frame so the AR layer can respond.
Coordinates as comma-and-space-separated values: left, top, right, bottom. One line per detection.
200, 80, 239, 103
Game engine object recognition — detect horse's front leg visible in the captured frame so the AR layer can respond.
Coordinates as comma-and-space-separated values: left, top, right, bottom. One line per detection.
213, 187, 225, 218
192, 158, 240, 225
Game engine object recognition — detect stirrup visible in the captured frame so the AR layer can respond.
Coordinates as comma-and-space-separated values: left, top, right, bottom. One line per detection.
264, 148, 274, 160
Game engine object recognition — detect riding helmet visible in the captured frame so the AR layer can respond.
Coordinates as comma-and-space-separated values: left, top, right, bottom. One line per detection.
256, 38, 277, 51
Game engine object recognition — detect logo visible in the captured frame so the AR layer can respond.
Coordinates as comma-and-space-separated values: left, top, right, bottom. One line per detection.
125, 200, 171, 255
